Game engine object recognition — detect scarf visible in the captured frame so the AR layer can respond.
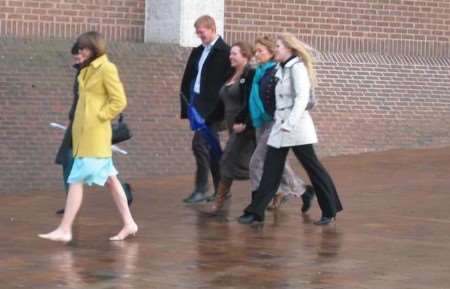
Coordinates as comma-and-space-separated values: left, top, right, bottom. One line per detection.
249, 60, 276, 128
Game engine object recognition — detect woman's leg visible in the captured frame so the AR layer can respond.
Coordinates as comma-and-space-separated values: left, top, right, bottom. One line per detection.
250, 125, 284, 210
268, 161, 309, 210
56, 150, 75, 215
280, 160, 307, 197
250, 124, 309, 211
249, 126, 269, 192
280, 159, 316, 213
243, 146, 290, 221
39, 183, 84, 242
106, 175, 138, 241
291, 144, 343, 221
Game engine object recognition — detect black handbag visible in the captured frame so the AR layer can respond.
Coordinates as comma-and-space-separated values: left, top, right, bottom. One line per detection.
112, 113, 132, 144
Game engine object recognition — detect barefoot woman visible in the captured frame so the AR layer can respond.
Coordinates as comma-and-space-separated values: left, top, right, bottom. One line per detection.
39, 31, 138, 242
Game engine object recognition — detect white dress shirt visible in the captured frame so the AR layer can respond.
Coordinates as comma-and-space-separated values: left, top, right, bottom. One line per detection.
193, 36, 219, 94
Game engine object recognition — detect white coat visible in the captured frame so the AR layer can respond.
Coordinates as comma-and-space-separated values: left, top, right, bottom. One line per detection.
267, 57, 318, 148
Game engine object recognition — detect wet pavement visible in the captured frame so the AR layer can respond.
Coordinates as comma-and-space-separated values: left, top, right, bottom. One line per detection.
1, 147, 450, 289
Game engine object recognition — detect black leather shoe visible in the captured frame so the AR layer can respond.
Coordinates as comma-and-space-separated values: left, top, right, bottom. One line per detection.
301, 185, 315, 213
183, 192, 208, 204
56, 208, 65, 215
238, 213, 263, 225
123, 183, 134, 206
314, 216, 335, 225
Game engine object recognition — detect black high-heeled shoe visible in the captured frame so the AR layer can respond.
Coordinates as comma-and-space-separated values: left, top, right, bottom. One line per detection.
314, 216, 335, 225
301, 185, 315, 213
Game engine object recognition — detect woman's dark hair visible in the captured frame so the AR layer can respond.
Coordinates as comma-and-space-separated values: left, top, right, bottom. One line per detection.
231, 41, 254, 61
76, 31, 107, 60
71, 41, 80, 55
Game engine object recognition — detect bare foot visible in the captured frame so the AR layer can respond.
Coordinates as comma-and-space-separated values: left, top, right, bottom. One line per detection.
38, 229, 72, 243
267, 193, 288, 211
205, 203, 221, 215
109, 224, 138, 241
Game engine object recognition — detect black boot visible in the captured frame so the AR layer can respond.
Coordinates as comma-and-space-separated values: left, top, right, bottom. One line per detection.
183, 191, 208, 204
123, 183, 134, 206
238, 212, 263, 225
314, 216, 335, 225
301, 185, 315, 213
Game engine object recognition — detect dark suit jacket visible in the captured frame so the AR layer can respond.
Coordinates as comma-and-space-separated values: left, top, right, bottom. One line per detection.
180, 37, 231, 124
55, 64, 81, 165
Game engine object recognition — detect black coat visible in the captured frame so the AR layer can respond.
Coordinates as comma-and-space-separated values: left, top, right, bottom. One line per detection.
234, 65, 256, 128
55, 65, 81, 165
259, 66, 277, 118
180, 37, 231, 124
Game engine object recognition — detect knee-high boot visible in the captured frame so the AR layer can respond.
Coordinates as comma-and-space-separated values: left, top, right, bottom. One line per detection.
208, 179, 233, 214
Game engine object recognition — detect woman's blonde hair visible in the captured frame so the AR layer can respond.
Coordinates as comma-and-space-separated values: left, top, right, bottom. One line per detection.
255, 35, 276, 57
278, 33, 317, 87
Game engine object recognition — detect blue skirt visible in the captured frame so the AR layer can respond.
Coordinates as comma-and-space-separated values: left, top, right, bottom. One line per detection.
67, 157, 118, 186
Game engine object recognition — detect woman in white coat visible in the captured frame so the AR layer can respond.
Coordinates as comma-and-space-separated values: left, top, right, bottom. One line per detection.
239, 33, 342, 225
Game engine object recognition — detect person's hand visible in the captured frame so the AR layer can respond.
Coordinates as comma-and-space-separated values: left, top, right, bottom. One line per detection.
280, 122, 292, 132
233, 123, 246, 133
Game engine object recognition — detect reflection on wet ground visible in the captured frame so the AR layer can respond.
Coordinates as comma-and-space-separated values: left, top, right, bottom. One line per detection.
1, 147, 450, 288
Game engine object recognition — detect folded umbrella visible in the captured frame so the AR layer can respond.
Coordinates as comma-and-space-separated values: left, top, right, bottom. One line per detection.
49, 122, 128, 155
181, 93, 222, 159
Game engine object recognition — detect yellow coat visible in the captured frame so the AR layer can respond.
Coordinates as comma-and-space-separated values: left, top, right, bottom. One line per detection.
72, 54, 127, 157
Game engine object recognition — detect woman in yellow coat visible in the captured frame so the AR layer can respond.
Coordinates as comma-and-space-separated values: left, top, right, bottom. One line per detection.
39, 32, 138, 243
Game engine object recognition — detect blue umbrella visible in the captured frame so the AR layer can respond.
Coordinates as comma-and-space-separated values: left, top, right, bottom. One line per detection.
181, 93, 222, 159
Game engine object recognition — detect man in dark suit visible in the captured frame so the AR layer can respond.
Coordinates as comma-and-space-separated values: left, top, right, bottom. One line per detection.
180, 15, 231, 203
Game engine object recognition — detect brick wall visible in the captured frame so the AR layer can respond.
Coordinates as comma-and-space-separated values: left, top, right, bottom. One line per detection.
0, 0, 145, 41
1, 39, 450, 195
224, 0, 450, 57
1, 1, 450, 194
314, 54, 450, 155
0, 39, 190, 194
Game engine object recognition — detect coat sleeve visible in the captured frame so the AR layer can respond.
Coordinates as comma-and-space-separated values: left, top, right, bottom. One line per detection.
234, 69, 255, 126
180, 49, 197, 119
68, 70, 81, 121
281, 63, 310, 132
98, 63, 127, 122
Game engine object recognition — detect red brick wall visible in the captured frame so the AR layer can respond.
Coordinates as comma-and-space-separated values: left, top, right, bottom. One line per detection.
1, 1, 450, 195
313, 54, 450, 155
1, 39, 450, 195
0, 0, 145, 41
224, 0, 450, 57
0, 40, 190, 194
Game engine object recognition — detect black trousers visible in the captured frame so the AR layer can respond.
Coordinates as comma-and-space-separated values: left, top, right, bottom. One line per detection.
245, 144, 343, 220
191, 124, 221, 194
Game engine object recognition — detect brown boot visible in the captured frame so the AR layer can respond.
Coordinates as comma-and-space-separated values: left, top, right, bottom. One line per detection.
208, 179, 232, 214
